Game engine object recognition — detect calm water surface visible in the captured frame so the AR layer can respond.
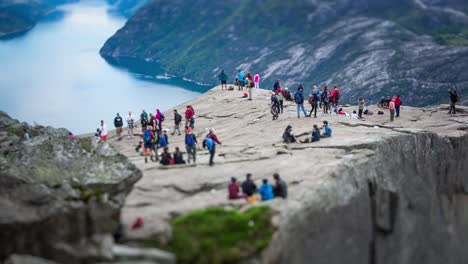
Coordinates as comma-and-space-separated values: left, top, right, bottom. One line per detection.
0, 1, 208, 134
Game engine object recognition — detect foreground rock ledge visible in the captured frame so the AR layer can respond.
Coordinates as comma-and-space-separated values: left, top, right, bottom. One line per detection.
0, 112, 142, 263
110, 86, 468, 263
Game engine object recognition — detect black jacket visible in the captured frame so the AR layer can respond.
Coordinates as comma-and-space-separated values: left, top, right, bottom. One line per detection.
274, 179, 288, 198
174, 113, 182, 124
241, 180, 257, 196
114, 116, 123, 127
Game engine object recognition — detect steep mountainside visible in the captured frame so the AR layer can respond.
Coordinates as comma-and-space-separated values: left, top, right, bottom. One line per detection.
100, 0, 468, 106
0, 0, 76, 38
106, 0, 150, 16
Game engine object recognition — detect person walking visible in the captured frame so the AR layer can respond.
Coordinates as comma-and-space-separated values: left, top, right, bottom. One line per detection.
204, 135, 216, 166
185, 127, 198, 164
143, 126, 154, 163
322, 86, 329, 114
155, 109, 164, 131
99, 120, 108, 142
277, 90, 284, 113
114, 113, 123, 140
308, 86, 319, 118
448, 89, 458, 115
294, 86, 308, 118
395, 95, 402, 117
172, 109, 182, 136
185, 105, 194, 129
218, 70, 228, 90
254, 72, 260, 89
126, 111, 135, 139
358, 97, 365, 118
389, 97, 396, 122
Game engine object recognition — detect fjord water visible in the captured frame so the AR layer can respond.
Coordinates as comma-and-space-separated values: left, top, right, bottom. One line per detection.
0, 1, 207, 134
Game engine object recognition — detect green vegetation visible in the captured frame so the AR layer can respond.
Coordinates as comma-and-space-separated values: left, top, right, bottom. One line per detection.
149, 206, 274, 264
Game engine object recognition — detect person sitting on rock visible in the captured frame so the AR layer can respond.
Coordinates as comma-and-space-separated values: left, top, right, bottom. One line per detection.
338, 108, 346, 116
228, 177, 246, 200
351, 110, 359, 119
321, 121, 332, 138
259, 179, 275, 201
160, 147, 173, 165
311, 124, 321, 142
284, 87, 293, 101
273, 173, 288, 198
241, 173, 257, 197
173, 147, 186, 164
282, 125, 298, 143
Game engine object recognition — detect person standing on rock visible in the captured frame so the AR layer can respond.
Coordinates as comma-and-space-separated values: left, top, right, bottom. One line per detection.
185, 105, 195, 129
395, 95, 402, 117
246, 73, 253, 100
143, 126, 154, 163
358, 97, 365, 118
389, 97, 396, 122
271, 92, 280, 120
156, 109, 165, 131
448, 89, 459, 115
330, 85, 341, 108
172, 109, 182, 136
254, 72, 260, 89
277, 90, 284, 113
273, 173, 287, 198
308, 86, 319, 118
99, 120, 108, 142
204, 135, 216, 166
273, 79, 281, 92
185, 127, 198, 164
140, 110, 149, 133
114, 113, 124, 141
218, 70, 228, 90
241, 173, 257, 197
294, 86, 308, 118
126, 111, 135, 139
237, 70, 245, 90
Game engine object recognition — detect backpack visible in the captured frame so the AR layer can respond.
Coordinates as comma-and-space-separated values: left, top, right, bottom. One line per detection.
143, 130, 152, 144
377, 111, 384, 115
294, 92, 303, 104
185, 134, 195, 146
160, 114, 165, 122
204, 137, 214, 150
159, 134, 168, 147
175, 113, 182, 123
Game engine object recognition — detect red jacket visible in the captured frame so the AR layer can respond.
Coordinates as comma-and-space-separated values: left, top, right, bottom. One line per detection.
185, 108, 194, 120
208, 132, 222, 145
395, 97, 401, 106
228, 183, 240, 199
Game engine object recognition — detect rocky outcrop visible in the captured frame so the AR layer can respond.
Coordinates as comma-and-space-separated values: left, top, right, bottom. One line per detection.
108, 86, 468, 263
0, 112, 142, 263
100, 0, 468, 106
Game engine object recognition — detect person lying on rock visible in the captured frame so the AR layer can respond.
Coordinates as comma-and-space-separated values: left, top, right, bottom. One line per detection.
228, 177, 246, 200
273, 173, 288, 198
282, 125, 299, 143
321, 121, 332, 138
173, 147, 186, 164
259, 179, 275, 201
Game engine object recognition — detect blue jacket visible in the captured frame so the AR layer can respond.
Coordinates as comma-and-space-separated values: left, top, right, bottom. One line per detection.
259, 183, 275, 201
159, 134, 168, 147
312, 129, 320, 142
237, 71, 244, 81
323, 125, 332, 136
205, 137, 215, 151
294, 91, 304, 104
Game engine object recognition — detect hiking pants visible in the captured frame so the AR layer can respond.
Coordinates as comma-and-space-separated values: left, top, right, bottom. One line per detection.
279, 100, 284, 113
248, 88, 253, 100
209, 145, 216, 165
173, 124, 181, 135
449, 102, 456, 114
395, 105, 400, 117
297, 104, 307, 118
358, 109, 363, 118
254, 82, 259, 89
323, 102, 328, 114
186, 145, 197, 163
309, 103, 318, 117
390, 109, 395, 121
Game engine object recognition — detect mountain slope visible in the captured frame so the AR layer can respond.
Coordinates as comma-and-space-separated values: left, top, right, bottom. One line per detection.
100, 0, 468, 106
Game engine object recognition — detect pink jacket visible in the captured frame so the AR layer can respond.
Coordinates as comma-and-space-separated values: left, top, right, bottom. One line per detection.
254, 74, 260, 83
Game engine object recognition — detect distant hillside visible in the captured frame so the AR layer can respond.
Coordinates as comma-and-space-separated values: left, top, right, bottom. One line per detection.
100, 0, 468, 106
106, 0, 150, 16
0, 0, 76, 39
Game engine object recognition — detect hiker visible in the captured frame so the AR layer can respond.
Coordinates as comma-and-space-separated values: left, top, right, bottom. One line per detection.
395, 95, 402, 117
204, 135, 217, 166
308, 86, 319, 118
448, 89, 459, 114
99, 120, 108, 141
160, 147, 173, 165
273, 79, 281, 92
143, 126, 154, 163
207, 128, 222, 145
254, 72, 260, 89
273, 173, 287, 198
140, 110, 149, 132
389, 97, 396, 122
241, 173, 257, 197
246, 72, 253, 100
312, 124, 321, 142
185, 105, 195, 129
351, 110, 359, 119
185, 127, 198, 164
338, 108, 346, 116
173, 147, 186, 164
126, 111, 135, 139
283, 88, 292, 101
68, 132, 76, 139
330, 85, 340, 107
259, 179, 275, 201
158, 130, 169, 149
149, 113, 156, 132
277, 89, 284, 113
228, 177, 245, 200
94, 129, 101, 143
218, 70, 228, 90
114, 113, 123, 140
294, 86, 308, 118
156, 109, 164, 131
382, 96, 391, 109
282, 125, 298, 143
172, 109, 182, 136
271, 92, 280, 120
152, 129, 159, 161
321, 121, 332, 137
322, 85, 329, 114
237, 70, 245, 90
23, 129, 32, 140
358, 97, 365, 118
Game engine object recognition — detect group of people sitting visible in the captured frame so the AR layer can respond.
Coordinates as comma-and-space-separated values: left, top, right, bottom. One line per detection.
228, 173, 288, 203
282, 120, 332, 144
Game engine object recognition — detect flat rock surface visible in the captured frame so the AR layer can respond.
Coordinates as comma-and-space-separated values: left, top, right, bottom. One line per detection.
108, 86, 468, 243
